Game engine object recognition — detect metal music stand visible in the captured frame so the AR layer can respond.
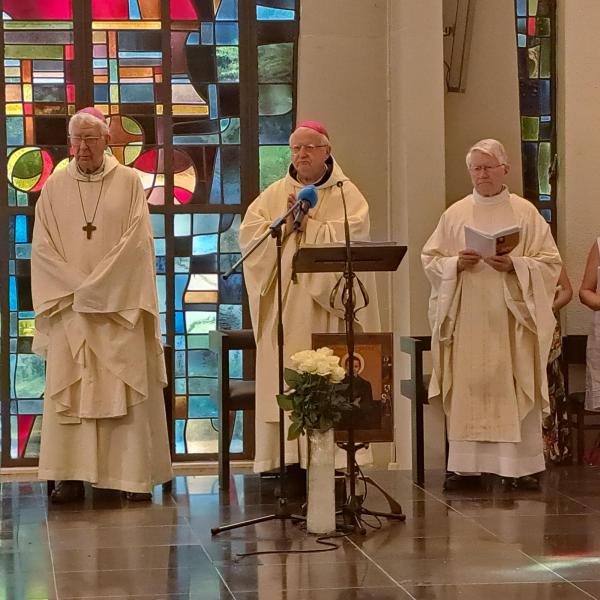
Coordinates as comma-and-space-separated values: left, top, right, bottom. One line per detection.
293, 242, 406, 274
293, 241, 407, 534
210, 207, 306, 536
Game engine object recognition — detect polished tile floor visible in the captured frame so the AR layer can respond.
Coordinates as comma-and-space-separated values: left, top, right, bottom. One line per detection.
4, 466, 600, 599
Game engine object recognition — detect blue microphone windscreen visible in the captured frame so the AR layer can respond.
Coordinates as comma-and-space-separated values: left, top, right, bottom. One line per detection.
297, 185, 318, 208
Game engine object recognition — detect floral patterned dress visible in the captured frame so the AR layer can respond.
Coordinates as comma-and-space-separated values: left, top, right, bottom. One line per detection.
542, 316, 571, 464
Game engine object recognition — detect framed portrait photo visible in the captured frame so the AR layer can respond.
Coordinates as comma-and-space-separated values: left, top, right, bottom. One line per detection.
311, 332, 394, 443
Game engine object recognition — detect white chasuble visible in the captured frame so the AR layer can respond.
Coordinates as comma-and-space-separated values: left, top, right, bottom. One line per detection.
240, 159, 381, 472
32, 154, 172, 493
422, 188, 561, 477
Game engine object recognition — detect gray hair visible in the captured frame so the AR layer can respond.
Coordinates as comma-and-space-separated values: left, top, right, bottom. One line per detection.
466, 138, 509, 168
68, 112, 109, 137
289, 127, 330, 147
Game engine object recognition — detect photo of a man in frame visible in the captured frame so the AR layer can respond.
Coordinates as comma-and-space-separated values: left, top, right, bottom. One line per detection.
312, 333, 394, 442
339, 352, 382, 431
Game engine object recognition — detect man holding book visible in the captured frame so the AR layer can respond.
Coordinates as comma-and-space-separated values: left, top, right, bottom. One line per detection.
422, 139, 561, 491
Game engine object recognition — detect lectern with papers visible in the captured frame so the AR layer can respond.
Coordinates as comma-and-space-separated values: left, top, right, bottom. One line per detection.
294, 240, 407, 532
294, 240, 406, 442
293, 241, 406, 275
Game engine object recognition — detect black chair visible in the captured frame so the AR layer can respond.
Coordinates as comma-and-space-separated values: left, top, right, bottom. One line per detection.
400, 334, 600, 477
47, 344, 175, 496
562, 335, 600, 464
209, 328, 256, 490
400, 336, 431, 487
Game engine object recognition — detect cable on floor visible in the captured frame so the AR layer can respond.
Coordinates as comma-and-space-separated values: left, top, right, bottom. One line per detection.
235, 532, 348, 559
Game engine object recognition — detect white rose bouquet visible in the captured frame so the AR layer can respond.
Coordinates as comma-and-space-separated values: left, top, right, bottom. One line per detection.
276, 347, 351, 440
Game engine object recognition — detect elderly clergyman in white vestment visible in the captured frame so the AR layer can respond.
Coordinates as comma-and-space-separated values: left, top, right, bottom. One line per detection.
422, 139, 561, 491
239, 120, 380, 474
31, 107, 173, 503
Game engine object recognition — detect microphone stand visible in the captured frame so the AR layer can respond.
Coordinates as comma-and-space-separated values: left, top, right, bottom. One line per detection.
211, 203, 305, 535
335, 181, 406, 534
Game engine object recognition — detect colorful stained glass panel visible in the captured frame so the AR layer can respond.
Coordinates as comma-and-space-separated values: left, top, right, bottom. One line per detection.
0, 0, 298, 465
514, 0, 556, 234
6, 215, 44, 459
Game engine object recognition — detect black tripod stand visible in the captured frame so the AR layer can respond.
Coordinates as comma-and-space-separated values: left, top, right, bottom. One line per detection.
322, 182, 407, 533
211, 206, 305, 536
288, 191, 407, 534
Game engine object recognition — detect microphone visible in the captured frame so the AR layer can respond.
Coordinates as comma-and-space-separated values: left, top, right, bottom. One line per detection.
293, 185, 318, 231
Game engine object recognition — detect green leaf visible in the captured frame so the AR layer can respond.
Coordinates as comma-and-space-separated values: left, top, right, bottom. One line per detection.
284, 368, 303, 388
277, 394, 294, 411
287, 421, 304, 440
279, 374, 356, 440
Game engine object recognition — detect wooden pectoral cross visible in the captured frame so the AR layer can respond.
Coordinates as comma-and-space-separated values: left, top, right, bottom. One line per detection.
83, 222, 97, 239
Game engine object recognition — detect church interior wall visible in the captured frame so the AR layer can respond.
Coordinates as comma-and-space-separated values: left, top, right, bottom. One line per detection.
296, 0, 449, 469
558, 0, 598, 340
290, 0, 598, 470
296, 0, 395, 466
6, 0, 600, 475
388, 0, 448, 470
444, 0, 523, 206
296, 1, 449, 469
555, 0, 600, 436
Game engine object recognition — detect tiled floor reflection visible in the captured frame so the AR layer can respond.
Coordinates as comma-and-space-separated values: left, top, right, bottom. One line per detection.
4, 467, 600, 598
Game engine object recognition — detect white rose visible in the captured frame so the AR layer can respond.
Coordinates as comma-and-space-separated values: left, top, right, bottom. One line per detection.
325, 355, 341, 367
291, 349, 313, 364
298, 357, 318, 373
315, 360, 332, 377
330, 366, 347, 383
290, 350, 314, 370
315, 347, 334, 357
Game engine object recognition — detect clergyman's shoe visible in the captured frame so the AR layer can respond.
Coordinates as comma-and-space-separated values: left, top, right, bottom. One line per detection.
125, 492, 152, 502
443, 473, 481, 491
50, 480, 85, 504
501, 475, 541, 491
515, 475, 540, 491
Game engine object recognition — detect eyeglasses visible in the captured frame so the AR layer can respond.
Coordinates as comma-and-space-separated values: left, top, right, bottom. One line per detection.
69, 136, 103, 147
290, 144, 328, 154
468, 164, 505, 174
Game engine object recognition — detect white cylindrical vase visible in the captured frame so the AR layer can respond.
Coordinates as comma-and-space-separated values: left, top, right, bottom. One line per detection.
306, 428, 336, 534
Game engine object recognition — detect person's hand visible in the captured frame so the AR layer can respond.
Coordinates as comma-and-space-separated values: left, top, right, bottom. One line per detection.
457, 249, 481, 272
552, 284, 562, 312
484, 254, 514, 272
285, 193, 296, 235
285, 192, 308, 234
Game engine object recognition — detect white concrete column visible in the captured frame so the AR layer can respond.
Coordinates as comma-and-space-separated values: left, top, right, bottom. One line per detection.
558, 0, 600, 336
296, 0, 389, 250
445, 0, 523, 204
296, 1, 391, 465
389, 0, 447, 469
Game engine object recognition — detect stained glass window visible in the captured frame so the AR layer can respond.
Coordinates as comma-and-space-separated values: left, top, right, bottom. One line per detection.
0, 0, 299, 466
514, 0, 556, 234
257, 0, 295, 191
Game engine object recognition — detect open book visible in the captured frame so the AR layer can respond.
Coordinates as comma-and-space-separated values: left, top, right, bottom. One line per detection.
464, 225, 521, 258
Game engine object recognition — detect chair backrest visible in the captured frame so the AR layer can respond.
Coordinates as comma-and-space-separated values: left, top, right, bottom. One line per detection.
562, 335, 587, 365
163, 344, 175, 459
209, 328, 256, 384
400, 336, 431, 406
220, 329, 256, 351
561, 334, 587, 395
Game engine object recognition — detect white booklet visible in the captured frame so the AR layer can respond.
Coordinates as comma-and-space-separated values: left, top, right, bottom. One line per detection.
464, 224, 521, 258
